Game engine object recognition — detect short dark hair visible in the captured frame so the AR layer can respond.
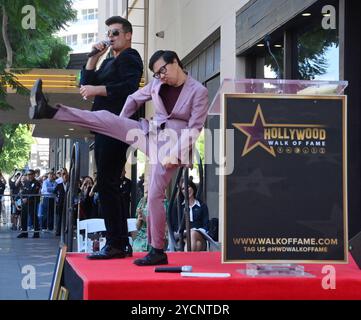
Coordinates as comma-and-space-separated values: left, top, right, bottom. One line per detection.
148, 50, 184, 71
105, 16, 132, 33
26, 169, 35, 175
181, 180, 197, 197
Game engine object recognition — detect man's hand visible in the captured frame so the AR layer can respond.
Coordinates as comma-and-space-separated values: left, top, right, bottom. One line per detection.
137, 209, 144, 221
86, 41, 109, 62
80, 85, 107, 99
161, 156, 180, 170
91, 41, 109, 57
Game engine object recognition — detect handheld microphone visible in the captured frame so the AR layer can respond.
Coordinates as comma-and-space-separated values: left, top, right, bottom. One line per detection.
264, 34, 281, 79
88, 40, 111, 58
154, 266, 192, 273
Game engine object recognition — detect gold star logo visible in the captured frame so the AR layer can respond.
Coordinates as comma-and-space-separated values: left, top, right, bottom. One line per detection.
233, 105, 276, 157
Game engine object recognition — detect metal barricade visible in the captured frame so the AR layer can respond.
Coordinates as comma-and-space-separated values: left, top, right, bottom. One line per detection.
166, 149, 204, 252
0, 193, 58, 235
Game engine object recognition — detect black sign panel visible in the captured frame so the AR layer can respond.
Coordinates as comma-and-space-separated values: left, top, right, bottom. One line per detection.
222, 94, 347, 263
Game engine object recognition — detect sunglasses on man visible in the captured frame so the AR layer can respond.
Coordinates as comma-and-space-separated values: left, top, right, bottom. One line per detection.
105, 29, 125, 37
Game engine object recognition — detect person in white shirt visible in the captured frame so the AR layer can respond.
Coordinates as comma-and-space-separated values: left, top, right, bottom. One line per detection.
180, 180, 209, 251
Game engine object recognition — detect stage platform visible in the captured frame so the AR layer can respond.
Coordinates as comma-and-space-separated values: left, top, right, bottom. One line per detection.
63, 252, 361, 300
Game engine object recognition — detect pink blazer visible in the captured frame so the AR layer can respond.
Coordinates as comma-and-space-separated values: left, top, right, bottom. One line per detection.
120, 75, 209, 162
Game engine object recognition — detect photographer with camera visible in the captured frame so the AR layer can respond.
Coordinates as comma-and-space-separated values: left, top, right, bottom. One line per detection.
0, 170, 6, 224
80, 176, 95, 219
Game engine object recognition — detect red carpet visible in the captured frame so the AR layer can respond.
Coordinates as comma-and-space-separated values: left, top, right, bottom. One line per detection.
65, 252, 361, 300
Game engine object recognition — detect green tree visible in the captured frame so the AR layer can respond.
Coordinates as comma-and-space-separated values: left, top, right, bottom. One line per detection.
297, 26, 337, 80
0, 0, 76, 109
0, 124, 34, 173
0, 1, 76, 169
196, 130, 205, 164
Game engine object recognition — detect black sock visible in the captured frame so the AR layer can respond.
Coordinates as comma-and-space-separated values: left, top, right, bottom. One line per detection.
49, 106, 58, 118
152, 247, 164, 254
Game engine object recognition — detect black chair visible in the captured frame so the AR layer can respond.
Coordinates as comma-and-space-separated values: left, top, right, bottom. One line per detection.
166, 150, 204, 252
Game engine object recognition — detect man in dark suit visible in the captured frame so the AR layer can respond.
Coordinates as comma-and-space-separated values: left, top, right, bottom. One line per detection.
79, 16, 143, 259
120, 169, 132, 218
55, 171, 68, 236
17, 170, 41, 238
30, 50, 209, 265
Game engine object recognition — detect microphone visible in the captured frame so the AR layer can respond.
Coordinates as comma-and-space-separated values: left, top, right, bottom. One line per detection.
154, 266, 192, 273
88, 40, 111, 58
264, 34, 281, 79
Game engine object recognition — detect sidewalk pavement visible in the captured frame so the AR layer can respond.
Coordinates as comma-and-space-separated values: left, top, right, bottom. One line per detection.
0, 225, 60, 300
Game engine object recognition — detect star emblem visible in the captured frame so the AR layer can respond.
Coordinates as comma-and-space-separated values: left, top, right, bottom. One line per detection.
306, 152, 341, 165
233, 105, 276, 157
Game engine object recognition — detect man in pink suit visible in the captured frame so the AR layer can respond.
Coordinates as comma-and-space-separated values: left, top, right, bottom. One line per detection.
29, 50, 209, 266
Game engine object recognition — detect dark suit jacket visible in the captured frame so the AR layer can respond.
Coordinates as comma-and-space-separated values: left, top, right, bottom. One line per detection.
80, 47, 143, 115
0, 180, 5, 195
180, 201, 209, 231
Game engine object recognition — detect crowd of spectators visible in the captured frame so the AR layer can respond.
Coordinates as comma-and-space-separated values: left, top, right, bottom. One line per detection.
1, 165, 217, 251
2, 167, 69, 238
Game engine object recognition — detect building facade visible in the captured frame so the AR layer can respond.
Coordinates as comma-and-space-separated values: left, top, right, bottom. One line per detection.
144, 0, 361, 238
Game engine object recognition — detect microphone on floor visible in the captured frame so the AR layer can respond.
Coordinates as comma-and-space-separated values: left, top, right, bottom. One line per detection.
154, 266, 192, 273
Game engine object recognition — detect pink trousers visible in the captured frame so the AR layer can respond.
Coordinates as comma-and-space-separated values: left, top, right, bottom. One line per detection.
55, 105, 178, 249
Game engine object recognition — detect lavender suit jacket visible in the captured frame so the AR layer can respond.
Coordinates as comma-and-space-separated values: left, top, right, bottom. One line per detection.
119, 75, 209, 162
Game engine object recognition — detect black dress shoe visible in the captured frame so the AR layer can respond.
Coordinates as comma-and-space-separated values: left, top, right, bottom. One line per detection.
29, 79, 58, 119
17, 232, 28, 238
133, 247, 168, 266
33, 232, 40, 238
87, 244, 126, 260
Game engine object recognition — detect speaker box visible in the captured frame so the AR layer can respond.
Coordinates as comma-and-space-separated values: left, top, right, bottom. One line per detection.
349, 231, 361, 269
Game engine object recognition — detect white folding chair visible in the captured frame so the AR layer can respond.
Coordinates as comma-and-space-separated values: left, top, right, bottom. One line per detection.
127, 218, 137, 246
77, 218, 138, 252
77, 218, 106, 253
206, 236, 221, 252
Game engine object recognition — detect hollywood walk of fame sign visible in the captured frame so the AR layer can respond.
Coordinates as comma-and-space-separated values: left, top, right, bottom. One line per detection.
221, 94, 347, 263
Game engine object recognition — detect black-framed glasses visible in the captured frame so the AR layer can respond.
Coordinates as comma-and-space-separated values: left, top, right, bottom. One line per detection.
153, 63, 170, 79
105, 29, 124, 37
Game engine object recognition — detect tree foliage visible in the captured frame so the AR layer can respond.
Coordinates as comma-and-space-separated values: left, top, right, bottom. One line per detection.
0, 0, 76, 54
297, 26, 337, 80
0, 0, 76, 109
0, 1, 76, 171
0, 124, 34, 173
